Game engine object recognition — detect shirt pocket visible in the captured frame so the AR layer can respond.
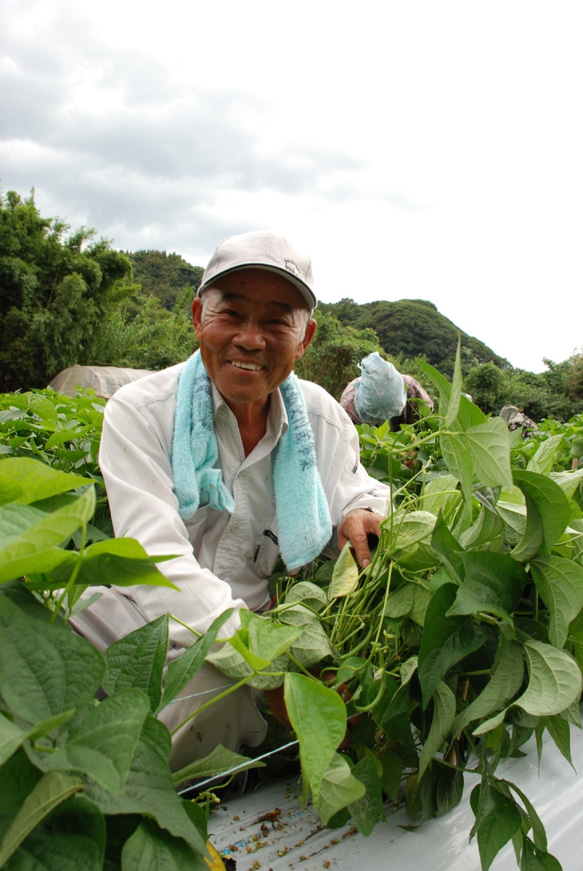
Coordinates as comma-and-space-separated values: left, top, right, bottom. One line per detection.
252, 508, 280, 577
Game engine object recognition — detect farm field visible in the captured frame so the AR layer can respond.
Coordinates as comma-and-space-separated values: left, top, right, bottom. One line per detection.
1, 352, 583, 870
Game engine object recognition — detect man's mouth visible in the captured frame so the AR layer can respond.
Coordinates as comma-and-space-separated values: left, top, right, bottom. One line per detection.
230, 360, 264, 371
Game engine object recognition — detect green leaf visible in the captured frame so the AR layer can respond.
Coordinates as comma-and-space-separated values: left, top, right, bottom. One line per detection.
0, 595, 105, 724
440, 433, 474, 505
0, 487, 95, 583
416, 360, 452, 411
227, 629, 271, 671
347, 756, 386, 836
452, 640, 524, 736
0, 714, 28, 767
391, 510, 437, 552
205, 641, 287, 690
83, 715, 207, 856
284, 672, 347, 805
280, 605, 335, 666
502, 778, 549, 852
550, 467, 583, 502
371, 674, 411, 731
472, 708, 507, 737
376, 746, 405, 803
541, 714, 573, 768
430, 512, 465, 584
463, 418, 513, 490
104, 615, 169, 710
527, 435, 566, 476
419, 474, 459, 518
0, 457, 90, 506
315, 752, 366, 826
418, 583, 490, 709
28, 395, 60, 424
495, 499, 528, 544
473, 639, 583, 736
26, 710, 76, 743
31, 690, 150, 794
0, 771, 84, 867
0, 748, 42, 818
121, 818, 209, 870
47, 537, 179, 590
226, 612, 302, 673
447, 551, 527, 625
383, 582, 414, 618
558, 698, 582, 728
445, 338, 463, 428
512, 470, 572, 560
4, 796, 106, 871
0, 710, 75, 768
157, 609, 234, 715
418, 681, 456, 780
172, 744, 266, 789
471, 781, 522, 871
460, 493, 505, 549
328, 541, 359, 599
519, 835, 562, 870
514, 640, 582, 717
244, 610, 304, 663
531, 556, 583, 648
408, 757, 464, 820
283, 581, 328, 611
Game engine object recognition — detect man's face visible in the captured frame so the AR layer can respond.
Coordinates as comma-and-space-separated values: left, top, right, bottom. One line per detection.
191, 268, 316, 412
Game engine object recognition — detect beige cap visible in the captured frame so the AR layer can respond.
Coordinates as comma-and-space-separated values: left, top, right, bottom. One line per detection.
198, 231, 317, 310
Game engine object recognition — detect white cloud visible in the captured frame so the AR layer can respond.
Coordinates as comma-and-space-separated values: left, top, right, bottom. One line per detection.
1, 0, 582, 373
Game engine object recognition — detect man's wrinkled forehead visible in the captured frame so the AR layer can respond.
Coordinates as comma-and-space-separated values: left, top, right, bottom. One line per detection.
205, 267, 311, 313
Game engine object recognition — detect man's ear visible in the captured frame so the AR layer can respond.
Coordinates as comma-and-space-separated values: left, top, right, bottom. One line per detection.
191, 296, 203, 336
296, 317, 317, 359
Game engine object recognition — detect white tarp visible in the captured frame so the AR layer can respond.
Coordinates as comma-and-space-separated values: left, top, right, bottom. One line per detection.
48, 365, 155, 399
206, 720, 583, 870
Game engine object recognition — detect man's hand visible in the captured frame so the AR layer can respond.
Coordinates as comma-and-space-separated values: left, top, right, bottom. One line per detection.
338, 508, 384, 568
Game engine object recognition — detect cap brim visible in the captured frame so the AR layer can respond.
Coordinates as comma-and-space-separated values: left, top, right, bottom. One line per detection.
198, 263, 317, 310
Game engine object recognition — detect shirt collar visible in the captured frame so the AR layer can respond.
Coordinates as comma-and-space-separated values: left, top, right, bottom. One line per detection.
210, 381, 289, 442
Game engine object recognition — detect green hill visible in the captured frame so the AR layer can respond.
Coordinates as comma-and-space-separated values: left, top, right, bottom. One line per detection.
322, 297, 509, 378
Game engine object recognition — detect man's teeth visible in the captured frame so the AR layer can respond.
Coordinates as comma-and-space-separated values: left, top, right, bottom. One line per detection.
231, 360, 263, 371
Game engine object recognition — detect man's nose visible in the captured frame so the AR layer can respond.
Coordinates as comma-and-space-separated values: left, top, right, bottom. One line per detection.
234, 317, 266, 348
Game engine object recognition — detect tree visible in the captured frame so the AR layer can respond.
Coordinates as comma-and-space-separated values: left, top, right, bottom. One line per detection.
0, 190, 133, 392
95, 286, 196, 370
295, 308, 379, 399
130, 250, 203, 310
463, 362, 504, 413
539, 357, 583, 420
567, 350, 583, 404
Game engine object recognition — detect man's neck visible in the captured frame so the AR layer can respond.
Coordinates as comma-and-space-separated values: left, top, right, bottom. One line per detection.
229, 395, 271, 457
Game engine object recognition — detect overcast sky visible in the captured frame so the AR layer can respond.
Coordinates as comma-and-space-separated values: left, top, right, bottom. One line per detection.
2, 0, 582, 373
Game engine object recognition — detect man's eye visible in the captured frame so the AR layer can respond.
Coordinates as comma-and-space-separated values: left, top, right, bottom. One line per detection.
267, 317, 291, 327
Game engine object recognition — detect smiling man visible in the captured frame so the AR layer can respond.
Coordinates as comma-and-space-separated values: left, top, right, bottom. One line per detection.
71, 231, 391, 768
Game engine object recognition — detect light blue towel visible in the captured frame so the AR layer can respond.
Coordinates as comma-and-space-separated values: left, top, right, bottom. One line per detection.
171, 351, 332, 571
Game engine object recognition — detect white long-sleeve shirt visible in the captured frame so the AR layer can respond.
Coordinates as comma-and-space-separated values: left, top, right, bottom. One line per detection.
73, 363, 391, 650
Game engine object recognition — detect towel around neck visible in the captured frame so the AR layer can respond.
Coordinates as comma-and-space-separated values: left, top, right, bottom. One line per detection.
171, 351, 332, 571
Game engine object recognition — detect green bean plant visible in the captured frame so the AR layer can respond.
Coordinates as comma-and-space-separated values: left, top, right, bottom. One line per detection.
2, 366, 583, 870
0, 450, 264, 868
205, 347, 583, 870
0, 388, 111, 536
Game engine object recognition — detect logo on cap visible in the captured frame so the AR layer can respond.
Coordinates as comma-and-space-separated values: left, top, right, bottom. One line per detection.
284, 259, 300, 277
